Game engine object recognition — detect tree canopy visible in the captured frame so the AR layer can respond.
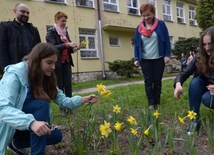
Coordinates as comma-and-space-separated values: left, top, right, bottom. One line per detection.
196, 0, 214, 31
172, 37, 199, 60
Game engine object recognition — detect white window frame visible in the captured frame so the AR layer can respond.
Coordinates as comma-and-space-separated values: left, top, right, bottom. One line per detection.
79, 28, 98, 59
109, 36, 120, 47
76, 0, 94, 8
103, 0, 119, 12
162, 0, 172, 21
44, 0, 66, 4
189, 6, 197, 26
177, 2, 185, 24
127, 0, 139, 15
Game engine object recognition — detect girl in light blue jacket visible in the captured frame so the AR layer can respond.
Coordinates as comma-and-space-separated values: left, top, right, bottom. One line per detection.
0, 43, 98, 155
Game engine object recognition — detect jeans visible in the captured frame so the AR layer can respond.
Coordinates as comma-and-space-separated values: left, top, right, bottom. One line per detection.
140, 57, 165, 106
13, 99, 62, 155
189, 77, 214, 118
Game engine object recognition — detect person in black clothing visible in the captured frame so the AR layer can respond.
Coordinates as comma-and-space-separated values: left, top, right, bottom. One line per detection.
174, 26, 214, 135
180, 53, 187, 71
0, 3, 41, 70
46, 11, 80, 116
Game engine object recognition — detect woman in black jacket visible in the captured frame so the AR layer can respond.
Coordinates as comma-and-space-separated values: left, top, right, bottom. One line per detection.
46, 11, 79, 116
174, 26, 214, 135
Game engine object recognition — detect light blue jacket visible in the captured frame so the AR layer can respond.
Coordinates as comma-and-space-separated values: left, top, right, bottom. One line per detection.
0, 62, 82, 154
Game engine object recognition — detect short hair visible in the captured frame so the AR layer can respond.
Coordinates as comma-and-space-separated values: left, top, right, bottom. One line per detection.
54, 11, 68, 23
140, 3, 156, 15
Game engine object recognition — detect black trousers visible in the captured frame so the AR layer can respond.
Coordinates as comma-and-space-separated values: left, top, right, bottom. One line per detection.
140, 57, 165, 106
55, 61, 72, 97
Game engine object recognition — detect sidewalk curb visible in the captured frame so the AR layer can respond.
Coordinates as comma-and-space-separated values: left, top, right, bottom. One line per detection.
73, 76, 176, 94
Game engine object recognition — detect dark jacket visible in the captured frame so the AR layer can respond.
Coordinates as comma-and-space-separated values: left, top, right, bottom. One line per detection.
0, 19, 41, 68
174, 54, 212, 87
134, 19, 171, 62
46, 27, 74, 68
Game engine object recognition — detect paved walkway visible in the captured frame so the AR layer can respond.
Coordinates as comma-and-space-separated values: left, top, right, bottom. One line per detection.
73, 76, 176, 94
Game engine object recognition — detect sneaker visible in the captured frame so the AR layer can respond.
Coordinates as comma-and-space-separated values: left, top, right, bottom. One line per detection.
7, 140, 29, 155
148, 105, 154, 110
187, 121, 201, 136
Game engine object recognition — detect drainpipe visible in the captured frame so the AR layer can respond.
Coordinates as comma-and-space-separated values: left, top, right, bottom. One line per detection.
97, 0, 106, 79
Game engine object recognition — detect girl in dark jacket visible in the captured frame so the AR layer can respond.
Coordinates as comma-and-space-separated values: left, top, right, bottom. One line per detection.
174, 26, 214, 135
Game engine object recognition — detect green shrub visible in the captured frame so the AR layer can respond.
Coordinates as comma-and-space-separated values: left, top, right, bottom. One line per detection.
106, 58, 140, 78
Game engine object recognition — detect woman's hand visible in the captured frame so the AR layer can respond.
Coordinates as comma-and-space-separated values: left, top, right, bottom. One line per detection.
68, 42, 77, 48
30, 121, 51, 136
207, 85, 214, 95
134, 61, 140, 67
164, 57, 170, 64
82, 94, 98, 104
174, 82, 184, 99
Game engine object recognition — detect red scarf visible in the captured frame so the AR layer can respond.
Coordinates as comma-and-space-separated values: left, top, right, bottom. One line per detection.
138, 17, 158, 37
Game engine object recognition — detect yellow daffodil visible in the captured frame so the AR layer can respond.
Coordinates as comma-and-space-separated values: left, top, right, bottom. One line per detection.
113, 105, 121, 114
178, 116, 185, 124
96, 83, 105, 92
99, 120, 112, 137
100, 89, 111, 98
187, 111, 197, 120
153, 110, 160, 118
114, 122, 122, 131
144, 129, 149, 136
80, 40, 89, 47
127, 116, 137, 125
130, 128, 137, 136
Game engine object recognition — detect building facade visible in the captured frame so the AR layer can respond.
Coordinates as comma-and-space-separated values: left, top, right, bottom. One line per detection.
0, 0, 200, 81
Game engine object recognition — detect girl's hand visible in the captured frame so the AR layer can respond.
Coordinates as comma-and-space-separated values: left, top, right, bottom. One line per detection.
82, 94, 98, 104
30, 121, 51, 136
174, 82, 184, 99
207, 84, 214, 95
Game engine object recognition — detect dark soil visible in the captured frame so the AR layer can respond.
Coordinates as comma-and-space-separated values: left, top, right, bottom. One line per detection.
46, 118, 214, 155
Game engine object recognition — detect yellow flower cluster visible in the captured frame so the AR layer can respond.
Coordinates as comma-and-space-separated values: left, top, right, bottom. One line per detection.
96, 83, 111, 98
178, 110, 197, 124
80, 40, 89, 47
99, 103, 161, 137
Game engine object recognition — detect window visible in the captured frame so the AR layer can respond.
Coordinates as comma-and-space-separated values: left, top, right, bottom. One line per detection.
162, 0, 172, 21
178, 37, 186, 41
76, 0, 94, 8
103, 0, 118, 12
127, 0, 139, 15
177, 2, 185, 23
189, 6, 197, 26
169, 36, 174, 49
146, 0, 156, 6
109, 37, 120, 47
44, 0, 66, 4
79, 28, 98, 59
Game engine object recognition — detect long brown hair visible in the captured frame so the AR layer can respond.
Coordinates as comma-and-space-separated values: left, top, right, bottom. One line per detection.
28, 43, 58, 102
197, 26, 214, 74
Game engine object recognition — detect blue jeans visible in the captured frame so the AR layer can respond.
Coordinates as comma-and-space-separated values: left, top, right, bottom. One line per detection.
140, 57, 165, 105
13, 99, 62, 155
189, 77, 214, 118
